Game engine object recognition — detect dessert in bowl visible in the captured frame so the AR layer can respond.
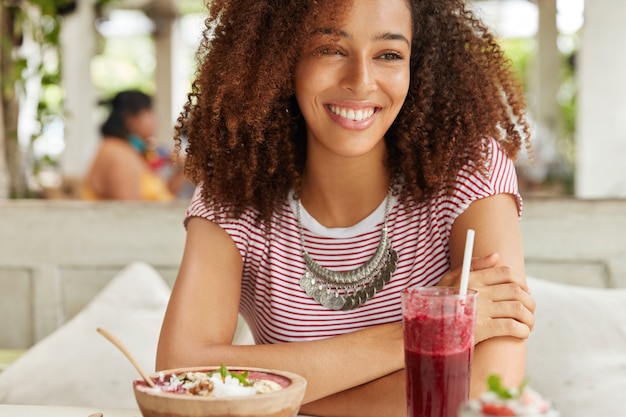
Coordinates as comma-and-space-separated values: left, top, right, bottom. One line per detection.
133, 365, 307, 417
459, 375, 559, 417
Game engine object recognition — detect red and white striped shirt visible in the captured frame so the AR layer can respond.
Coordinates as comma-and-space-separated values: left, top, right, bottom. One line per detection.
185, 139, 521, 344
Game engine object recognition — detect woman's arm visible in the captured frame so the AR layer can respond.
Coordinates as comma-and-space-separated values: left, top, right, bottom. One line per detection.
300, 370, 406, 417
301, 191, 535, 414
156, 217, 405, 404
448, 193, 535, 397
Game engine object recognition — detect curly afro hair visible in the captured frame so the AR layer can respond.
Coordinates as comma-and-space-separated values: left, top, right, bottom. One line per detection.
175, 0, 530, 222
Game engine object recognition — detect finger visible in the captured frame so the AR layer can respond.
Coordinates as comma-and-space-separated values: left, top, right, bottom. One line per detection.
487, 300, 535, 330
440, 254, 500, 287
469, 253, 500, 271
475, 318, 532, 343
470, 266, 529, 292
481, 283, 536, 311
476, 304, 533, 334
492, 318, 532, 340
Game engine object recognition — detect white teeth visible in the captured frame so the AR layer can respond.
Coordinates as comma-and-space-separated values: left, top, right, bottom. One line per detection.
330, 105, 375, 121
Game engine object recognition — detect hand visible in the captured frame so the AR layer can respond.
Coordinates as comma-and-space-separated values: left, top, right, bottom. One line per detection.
437, 253, 535, 344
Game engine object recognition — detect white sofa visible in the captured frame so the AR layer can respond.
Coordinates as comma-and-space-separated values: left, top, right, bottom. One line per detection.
0, 262, 624, 417
525, 276, 626, 417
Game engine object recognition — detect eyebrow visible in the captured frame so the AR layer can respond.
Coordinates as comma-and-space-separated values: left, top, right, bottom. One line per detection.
312, 28, 411, 47
376, 31, 410, 47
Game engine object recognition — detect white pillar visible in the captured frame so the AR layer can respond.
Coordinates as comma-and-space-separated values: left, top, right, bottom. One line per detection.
535, 0, 560, 138
576, 0, 626, 198
59, 0, 99, 182
519, 0, 560, 186
147, 6, 177, 148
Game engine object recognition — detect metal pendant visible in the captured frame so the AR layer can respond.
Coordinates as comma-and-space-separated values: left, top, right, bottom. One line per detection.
299, 247, 398, 310
296, 188, 399, 310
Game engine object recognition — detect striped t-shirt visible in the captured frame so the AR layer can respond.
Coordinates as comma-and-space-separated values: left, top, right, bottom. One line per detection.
185, 139, 521, 344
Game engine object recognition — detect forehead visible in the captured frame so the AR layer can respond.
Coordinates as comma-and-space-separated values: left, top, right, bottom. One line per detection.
309, 0, 412, 33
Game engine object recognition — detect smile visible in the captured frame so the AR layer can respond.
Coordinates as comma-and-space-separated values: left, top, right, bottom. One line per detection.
328, 105, 376, 122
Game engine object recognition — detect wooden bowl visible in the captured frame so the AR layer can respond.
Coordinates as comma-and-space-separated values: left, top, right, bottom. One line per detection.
133, 366, 307, 417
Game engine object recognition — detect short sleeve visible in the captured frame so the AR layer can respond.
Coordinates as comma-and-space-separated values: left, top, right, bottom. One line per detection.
184, 186, 213, 228
182, 186, 254, 261
434, 138, 523, 238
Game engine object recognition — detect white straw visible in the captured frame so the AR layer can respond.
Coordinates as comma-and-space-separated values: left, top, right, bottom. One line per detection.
459, 229, 475, 296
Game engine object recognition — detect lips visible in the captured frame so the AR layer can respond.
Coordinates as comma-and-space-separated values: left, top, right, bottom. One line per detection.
328, 104, 376, 121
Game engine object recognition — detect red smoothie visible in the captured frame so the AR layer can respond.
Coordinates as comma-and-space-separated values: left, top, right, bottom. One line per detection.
402, 288, 476, 417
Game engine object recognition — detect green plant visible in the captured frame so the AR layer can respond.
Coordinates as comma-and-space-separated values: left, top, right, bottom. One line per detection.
1, 0, 73, 197
0, 0, 118, 197
500, 35, 578, 195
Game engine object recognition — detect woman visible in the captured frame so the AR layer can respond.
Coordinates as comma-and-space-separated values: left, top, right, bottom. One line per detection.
83, 90, 175, 201
156, 0, 536, 415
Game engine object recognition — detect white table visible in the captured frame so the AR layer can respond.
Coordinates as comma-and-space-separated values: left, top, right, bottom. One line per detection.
0, 405, 141, 417
0, 405, 313, 417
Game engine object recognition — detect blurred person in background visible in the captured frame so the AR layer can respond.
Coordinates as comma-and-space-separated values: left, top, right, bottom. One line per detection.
82, 90, 178, 201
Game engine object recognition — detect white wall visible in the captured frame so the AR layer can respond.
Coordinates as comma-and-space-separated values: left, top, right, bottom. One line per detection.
576, 0, 626, 197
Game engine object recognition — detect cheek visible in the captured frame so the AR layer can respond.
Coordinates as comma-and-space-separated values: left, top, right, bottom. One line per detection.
294, 67, 319, 112
294, 59, 335, 99
384, 70, 410, 108
294, 63, 313, 94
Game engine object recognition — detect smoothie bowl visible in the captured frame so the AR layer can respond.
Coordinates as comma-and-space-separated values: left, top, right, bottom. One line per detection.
133, 365, 307, 417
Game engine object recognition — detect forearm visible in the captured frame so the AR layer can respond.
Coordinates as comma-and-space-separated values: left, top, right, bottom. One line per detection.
300, 370, 406, 417
470, 336, 527, 398
157, 322, 404, 403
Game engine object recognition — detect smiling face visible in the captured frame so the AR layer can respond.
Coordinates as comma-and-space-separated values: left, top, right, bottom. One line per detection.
294, 0, 412, 161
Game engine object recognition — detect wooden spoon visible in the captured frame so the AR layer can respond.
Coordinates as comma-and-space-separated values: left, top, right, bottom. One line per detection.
96, 327, 156, 388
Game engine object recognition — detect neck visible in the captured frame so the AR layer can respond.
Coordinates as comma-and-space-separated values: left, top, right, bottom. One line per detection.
300, 166, 391, 228
128, 134, 147, 154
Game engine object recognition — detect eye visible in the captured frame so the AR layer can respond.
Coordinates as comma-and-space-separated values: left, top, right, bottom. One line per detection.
378, 52, 404, 61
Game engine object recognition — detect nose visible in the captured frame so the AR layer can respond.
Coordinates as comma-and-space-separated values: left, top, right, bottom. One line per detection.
340, 56, 376, 95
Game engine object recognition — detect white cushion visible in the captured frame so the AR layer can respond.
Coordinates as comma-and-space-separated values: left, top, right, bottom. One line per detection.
526, 276, 626, 417
3, 265, 623, 414
0, 262, 170, 408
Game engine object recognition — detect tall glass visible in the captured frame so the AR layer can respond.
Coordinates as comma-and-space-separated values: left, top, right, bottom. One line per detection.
402, 286, 478, 417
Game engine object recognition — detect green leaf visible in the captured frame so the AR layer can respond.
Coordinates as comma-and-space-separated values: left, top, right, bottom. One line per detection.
229, 371, 252, 386
219, 363, 228, 381
210, 364, 252, 386
518, 377, 530, 393
487, 374, 515, 399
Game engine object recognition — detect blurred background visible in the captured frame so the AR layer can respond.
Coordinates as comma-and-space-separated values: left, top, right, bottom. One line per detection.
1, 0, 624, 201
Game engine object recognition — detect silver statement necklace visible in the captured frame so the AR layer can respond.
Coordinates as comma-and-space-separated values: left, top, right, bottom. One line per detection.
296, 191, 398, 310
